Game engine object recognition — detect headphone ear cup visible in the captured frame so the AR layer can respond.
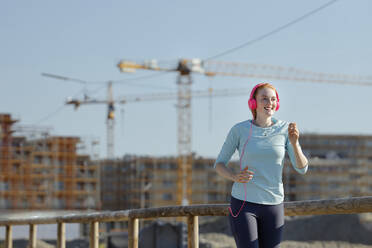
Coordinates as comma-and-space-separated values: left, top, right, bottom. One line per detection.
276, 101, 280, 111
248, 99, 257, 110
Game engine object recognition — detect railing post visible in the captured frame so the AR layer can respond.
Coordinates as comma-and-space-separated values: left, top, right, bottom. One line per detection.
128, 218, 139, 248
89, 221, 99, 248
5, 225, 13, 248
57, 222, 66, 248
187, 215, 199, 248
29, 224, 37, 248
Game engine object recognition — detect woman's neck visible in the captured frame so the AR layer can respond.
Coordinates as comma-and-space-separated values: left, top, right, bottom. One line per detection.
253, 116, 273, 127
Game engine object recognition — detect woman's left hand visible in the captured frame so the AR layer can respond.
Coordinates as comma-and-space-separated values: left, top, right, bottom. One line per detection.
288, 122, 299, 146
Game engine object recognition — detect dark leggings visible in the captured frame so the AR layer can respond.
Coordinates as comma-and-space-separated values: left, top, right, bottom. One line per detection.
228, 196, 284, 248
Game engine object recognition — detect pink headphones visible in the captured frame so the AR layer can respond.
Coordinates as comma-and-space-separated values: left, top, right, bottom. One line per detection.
248, 83, 280, 111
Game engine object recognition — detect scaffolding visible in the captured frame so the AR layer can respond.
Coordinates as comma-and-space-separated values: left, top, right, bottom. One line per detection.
0, 114, 19, 208
0, 113, 100, 210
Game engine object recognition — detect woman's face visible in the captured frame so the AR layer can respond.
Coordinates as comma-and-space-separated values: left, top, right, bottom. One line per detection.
255, 87, 278, 118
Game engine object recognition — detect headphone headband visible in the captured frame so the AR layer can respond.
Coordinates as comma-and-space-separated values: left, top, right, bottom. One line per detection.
249, 83, 267, 101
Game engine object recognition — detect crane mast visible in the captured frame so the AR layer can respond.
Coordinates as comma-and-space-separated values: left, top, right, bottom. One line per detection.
107, 81, 115, 159
176, 61, 193, 206
119, 59, 200, 206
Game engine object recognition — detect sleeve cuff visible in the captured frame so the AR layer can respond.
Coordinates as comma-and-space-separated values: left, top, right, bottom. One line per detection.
294, 163, 308, 174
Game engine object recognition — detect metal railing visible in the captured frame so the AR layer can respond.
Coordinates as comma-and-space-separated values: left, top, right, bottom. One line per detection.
1, 196, 372, 248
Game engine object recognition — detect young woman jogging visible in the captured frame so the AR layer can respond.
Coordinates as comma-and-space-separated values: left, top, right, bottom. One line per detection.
214, 83, 308, 248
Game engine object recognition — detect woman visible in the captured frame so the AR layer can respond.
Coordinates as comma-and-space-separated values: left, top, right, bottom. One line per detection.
214, 83, 308, 248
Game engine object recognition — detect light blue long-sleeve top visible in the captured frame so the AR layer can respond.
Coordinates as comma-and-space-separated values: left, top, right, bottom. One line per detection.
214, 118, 308, 205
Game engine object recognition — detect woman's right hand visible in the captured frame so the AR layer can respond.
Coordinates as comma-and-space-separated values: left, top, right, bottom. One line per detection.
232, 167, 254, 183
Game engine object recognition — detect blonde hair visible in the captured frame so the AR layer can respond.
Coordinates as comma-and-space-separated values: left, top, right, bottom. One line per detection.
250, 83, 278, 120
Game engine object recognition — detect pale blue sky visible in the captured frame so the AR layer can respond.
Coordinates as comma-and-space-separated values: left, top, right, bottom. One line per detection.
1, 1, 372, 159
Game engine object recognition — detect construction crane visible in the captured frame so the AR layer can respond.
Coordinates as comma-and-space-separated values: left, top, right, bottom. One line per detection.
117, 58, 372, 206
42, 72, 253, 161
66, 81, 116, 158
41, 73, 116, 159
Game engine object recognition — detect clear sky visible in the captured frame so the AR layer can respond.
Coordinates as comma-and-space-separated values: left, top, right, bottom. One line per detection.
1, 1, 372, 159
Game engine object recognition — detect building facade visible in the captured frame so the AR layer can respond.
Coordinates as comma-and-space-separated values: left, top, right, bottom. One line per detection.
283, 133, 372, 201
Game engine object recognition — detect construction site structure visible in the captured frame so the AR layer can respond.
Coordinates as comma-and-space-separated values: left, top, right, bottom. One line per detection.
117, 58, 372, 207
0, 113, 100, 209
284, 134, 372, 201
100, 155, 232, 211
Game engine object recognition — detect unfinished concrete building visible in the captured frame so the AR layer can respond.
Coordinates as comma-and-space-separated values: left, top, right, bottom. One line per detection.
0, 113, 100, 209
100, 155, 236, 211
101, 156, 180, 210
283, 134, 372, 201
